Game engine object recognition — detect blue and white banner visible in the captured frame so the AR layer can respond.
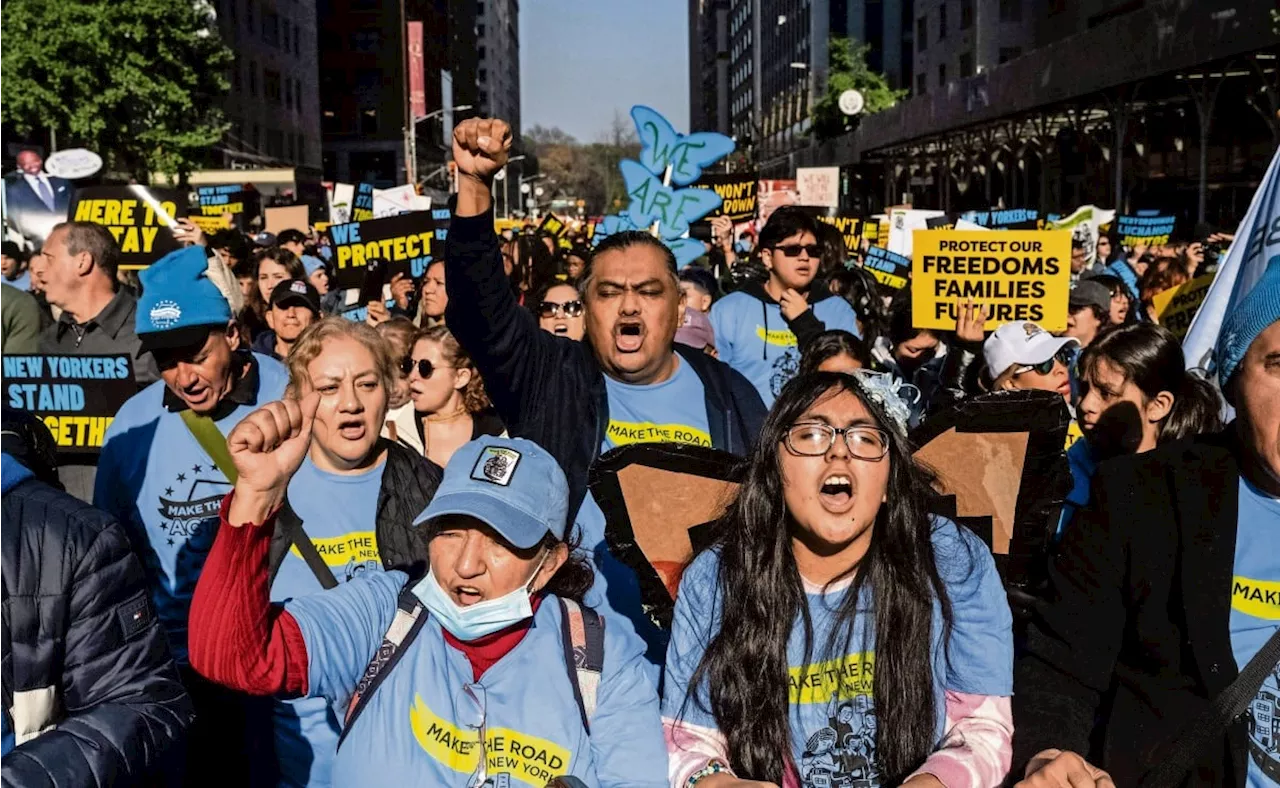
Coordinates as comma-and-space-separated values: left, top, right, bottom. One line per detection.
1184, 147, 1280, 373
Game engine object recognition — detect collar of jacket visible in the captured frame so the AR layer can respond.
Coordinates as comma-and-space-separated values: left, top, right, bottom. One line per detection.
55, 287, 135, 341
162, 350, 260, 418
738, 279, 836, 306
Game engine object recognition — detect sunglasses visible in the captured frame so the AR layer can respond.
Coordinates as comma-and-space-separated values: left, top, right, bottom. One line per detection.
771, 243, 821, 258
1014, 347, 1074, 377
538, 299, 583, 318
400, 357, 454, 379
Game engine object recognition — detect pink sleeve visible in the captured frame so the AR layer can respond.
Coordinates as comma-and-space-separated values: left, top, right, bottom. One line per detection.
906, 691, 1013, 788
664, 716, 732, 788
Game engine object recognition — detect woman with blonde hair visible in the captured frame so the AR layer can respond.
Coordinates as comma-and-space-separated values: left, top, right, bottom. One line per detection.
404, 324, 504, 468
256, 316, 442, 787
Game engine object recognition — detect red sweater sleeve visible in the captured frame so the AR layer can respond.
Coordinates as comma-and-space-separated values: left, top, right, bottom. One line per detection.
188, 492, 310, 697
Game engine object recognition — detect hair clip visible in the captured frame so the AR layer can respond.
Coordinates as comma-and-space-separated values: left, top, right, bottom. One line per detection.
850, 369, 918, 435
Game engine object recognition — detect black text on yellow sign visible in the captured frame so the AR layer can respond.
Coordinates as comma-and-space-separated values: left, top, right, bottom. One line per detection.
911, 229, 1072, 331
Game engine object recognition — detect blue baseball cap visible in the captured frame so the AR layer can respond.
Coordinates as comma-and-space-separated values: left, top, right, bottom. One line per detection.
136, 246, 234, 354
300, 254, 326, 277
1217, 254, 1280, 389
414, 436, 570, 549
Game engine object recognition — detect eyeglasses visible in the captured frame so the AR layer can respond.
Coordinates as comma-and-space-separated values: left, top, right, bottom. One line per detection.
457, 683, 488, 788
771, 243, 822, 258
537, 299, 584, 318
785, 423, 890, 460
400, 357, 453, 379
1013, 347, 1074, 377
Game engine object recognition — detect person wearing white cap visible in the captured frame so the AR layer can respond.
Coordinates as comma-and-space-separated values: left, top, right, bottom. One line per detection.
188, 421, 668, 786
983, 321, 1078, 404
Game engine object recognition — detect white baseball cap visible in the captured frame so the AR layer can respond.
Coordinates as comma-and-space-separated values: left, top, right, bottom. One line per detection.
983, 321, 1079, 380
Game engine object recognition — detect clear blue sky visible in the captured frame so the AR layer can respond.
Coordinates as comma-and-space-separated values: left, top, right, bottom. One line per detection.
520, 0, 689, 143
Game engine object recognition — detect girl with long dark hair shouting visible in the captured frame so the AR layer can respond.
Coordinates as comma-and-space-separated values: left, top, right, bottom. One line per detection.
664, 371, 1014, 788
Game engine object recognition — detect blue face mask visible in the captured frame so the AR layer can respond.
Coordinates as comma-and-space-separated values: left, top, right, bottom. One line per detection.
416, 552, 547, 641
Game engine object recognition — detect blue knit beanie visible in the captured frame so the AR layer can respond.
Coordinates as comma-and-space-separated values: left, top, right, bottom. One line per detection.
1217, 254, 1280, 389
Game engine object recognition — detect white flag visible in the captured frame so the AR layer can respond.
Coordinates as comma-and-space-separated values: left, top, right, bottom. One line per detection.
1183, 147, 1280, 373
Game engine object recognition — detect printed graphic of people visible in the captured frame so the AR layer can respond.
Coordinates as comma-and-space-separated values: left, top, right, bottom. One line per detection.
770, 349, 800, 398
1247, 661, 1280, 783
800, 696, 880, 788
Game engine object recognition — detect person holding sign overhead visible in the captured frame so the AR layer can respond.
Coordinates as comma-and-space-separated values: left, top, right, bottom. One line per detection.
443, 116, 765, 671
710, 207, 862, 407
94, 245, 289, 785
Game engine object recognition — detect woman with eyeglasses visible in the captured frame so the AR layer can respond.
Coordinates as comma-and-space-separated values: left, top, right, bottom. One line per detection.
533, 280, 586, 341
220, 317, 443, 786
664, 371, 1014, 788
405, 325, 504, 469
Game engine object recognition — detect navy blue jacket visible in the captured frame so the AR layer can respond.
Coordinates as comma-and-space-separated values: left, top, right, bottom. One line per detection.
444, 210, 766, 514
1, 455, 193, 786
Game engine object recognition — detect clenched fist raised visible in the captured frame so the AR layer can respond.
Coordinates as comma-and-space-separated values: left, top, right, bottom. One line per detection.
453, 117, 513, 186
225, 392, 319, 526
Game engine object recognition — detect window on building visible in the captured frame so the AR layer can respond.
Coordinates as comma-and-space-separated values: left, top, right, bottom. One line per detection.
1047, 0, 1065, 13
478, 2, 485, 15
246, 0, 255, 32
281, 20, 290, 52
916, 17, 927, 50
296, 135, 305, 164
294, 78, 302, 112
999, 0, 1022, 22
998, 46, 1022, 63
262, 10, 280, 46
939, 3, 948, 39
284, 78, 292, 108
916, 72, 927, 95
248, 60, 258, 96
232, 58, 241, 91
360, 109, 378, 135
478, 23, 485, 37
960, 0, 974, 29
322, 108, 340, 134
286, 134, 295, 162
938, 62, 946, 87
267, 129, 284, 158
478, 46, 486, 60
959, 51, 974, 77
264, 69, 282, 104
294, 24, 302, 56
252, 123, 261, 152
479, 68, 488, 83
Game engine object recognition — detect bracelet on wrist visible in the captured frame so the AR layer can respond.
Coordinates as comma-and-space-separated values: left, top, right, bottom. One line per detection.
686, 758, 730, 787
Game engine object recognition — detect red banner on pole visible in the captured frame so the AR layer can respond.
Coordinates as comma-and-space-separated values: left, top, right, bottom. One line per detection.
407, 21, 425, 121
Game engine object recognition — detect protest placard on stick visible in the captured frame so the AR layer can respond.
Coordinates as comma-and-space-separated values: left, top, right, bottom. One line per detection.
70, 186, 188, 269
325, 212, 440, 290
912, 229, 1071, 331
1151, 274, 1214, 339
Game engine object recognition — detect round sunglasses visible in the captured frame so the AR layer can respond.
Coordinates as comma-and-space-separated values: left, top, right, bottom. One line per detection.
400, 357, 454, 379
538, 299, 584, 318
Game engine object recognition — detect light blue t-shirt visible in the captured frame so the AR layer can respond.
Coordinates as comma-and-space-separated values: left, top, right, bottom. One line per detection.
710, 291, 861, 407
284, 571, 668, 787
4, 269, 31, 291
1232, 478, 1280, 787
575, 357, 713, 672
94, 353, 289, 663
269, 455, 387, 788
662, 518, 1013, 786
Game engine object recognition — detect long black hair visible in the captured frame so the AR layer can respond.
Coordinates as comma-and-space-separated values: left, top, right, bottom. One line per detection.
681, 372, 952, 784
1078, 322, 1222, 444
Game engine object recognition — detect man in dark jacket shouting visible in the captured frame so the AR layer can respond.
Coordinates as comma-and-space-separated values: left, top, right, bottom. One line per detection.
1, 410, 193, 786
445, 117, 767, 668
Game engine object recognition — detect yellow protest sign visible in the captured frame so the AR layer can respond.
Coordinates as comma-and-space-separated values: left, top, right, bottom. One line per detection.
190, 215, 232, 234
1150, 274, 1214, 339
912, 229, 1071, 331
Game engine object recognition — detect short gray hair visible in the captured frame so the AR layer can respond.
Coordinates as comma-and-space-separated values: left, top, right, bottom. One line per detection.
54, 222, 120, 280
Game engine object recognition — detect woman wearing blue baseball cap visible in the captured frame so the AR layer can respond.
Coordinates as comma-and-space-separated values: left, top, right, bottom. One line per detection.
187, 405, 667, 786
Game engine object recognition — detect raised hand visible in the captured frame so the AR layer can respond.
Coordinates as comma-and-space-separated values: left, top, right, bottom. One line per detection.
452, 117, 513, 186
226, 393, 320, 525
954, 298, 990, 343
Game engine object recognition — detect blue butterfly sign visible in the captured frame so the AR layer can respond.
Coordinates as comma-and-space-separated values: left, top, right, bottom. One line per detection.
631, 106, 736, 187
620, 160, 723, 239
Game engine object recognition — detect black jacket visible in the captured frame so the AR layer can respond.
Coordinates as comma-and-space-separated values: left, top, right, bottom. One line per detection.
2, 458, 193, 787
445, 210, 766, 513
267, 439, 443, 583
1012, 429, 1254, 788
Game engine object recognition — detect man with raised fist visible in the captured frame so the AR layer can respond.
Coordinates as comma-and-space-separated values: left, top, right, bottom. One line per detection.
445, 117, 766, 668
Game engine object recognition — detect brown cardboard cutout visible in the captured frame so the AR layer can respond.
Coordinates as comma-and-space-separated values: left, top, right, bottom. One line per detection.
913, 428, 1028, 555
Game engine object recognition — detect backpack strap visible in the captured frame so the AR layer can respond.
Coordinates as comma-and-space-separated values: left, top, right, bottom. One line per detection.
558, 597, 605, 733
338, 586, 425, 749
274, 500, 340, 590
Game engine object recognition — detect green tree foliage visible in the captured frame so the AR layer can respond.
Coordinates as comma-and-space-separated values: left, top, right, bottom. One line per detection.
524, 114, 640, 215
810, 38, 906, 142
2, 0, 233, 181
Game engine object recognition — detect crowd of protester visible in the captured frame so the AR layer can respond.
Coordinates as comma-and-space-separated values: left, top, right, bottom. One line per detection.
1, 116, 1277, 788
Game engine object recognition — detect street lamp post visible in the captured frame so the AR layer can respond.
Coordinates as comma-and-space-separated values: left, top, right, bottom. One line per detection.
518, 172, 547, 219
497, 154, 527, 219
406, 103, 473, 186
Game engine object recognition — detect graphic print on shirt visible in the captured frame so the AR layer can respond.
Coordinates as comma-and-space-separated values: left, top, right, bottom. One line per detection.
1233, 575, 1280, 782
793, 651, 881, 788
757, 325, 801, 399
408, 694, 572, 787
288, 531, 382, 582
155, 463, 229, 573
